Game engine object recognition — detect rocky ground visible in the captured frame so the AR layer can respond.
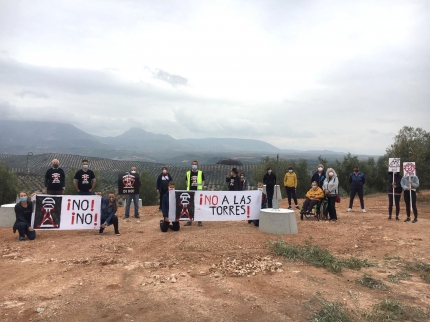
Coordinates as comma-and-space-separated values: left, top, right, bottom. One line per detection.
1, 192, 429, 321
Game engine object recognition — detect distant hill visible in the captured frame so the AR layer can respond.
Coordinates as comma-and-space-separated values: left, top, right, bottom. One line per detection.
178, 138, 280, 153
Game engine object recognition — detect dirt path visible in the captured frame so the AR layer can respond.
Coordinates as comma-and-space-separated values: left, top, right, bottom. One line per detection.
1, 192, 429, 321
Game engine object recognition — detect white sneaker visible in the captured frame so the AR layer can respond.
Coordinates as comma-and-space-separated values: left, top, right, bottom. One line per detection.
362, 209, 366, 213
347, 208, 352, 212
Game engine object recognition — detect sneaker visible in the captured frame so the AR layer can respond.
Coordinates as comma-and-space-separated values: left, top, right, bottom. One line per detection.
115, 232, 121, 236
198, 221, 203, 226
412, 218, 418, 223
396, 217, 399, 221
404, 217, 411, 222
388, 216, 391, 220
295, 206, 300, 210
134, 216, 140, 218
347, 208, 352, 212
288, 206, 292, 210
124, 216, 129, 219
18, 236, 25, 241
362, 209, 366, 213
248, 220, 252, 224
184, 221, 192, 226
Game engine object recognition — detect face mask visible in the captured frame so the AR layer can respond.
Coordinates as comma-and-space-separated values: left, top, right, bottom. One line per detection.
289, 170, 293, 173
312, 186, 317, 190
53, 164, 59, 169
20, 196, 27, 202
329, 172, 334, 177
131, 171, 136, 174
169, 188, 175, 191
109, 198, 115, 202
258, 188, 263, 191
240, 176, 244, 178
268, 170, 272, 174
318, 167, 323, 171
83, 165, 89, 169
162, 170, 167, 174
192, 165, 197, 170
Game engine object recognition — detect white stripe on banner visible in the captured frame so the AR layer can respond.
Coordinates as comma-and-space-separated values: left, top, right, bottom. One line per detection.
168, 190, 262, 222
31, 195, 101, 230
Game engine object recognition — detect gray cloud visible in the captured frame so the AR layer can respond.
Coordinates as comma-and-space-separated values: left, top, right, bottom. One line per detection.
16, 90, 49, 99
152, 69, 188, 87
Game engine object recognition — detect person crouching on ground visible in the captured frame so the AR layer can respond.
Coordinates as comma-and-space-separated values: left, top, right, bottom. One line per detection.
322, 168, 339, 222
248, 182, 267, 227
160, 182, 180, 232
300, 181, 325, 220
98, 192, 120, 236
13, 191, 36, 241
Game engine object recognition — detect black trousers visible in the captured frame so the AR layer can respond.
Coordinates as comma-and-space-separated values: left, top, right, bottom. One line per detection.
403, 190, 418, 218
388, 194, 401, 217
99, 215, 119, 234
159, 189, 168, 209
349, 187, 364, 209
327, 196, 337, 220
266, 185, 274, 208
285, 187, 298, 206
302, 199, 319, 212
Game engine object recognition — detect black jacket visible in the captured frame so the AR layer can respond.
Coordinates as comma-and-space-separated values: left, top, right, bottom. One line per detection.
387, 173, 403, 194
263, 173, 276, 186
13, 201, 33, 232
311, 171, 326, 188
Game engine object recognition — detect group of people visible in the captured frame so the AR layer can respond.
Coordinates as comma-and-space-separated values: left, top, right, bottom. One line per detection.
12, 158, 422, 241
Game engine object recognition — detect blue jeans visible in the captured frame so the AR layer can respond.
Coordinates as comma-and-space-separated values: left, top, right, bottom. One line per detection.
125, 194, 140, 217
16, 222, 36, 240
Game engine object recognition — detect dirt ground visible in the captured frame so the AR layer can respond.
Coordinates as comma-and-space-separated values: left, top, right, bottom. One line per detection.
1, 192, 429, 322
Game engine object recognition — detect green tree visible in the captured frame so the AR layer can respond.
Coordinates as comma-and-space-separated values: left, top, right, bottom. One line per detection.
0, 162, 20, 204
295, 158, 310, 198
64, 168, 77, 195
139, 170, 158, 206
385, 126, 430, 189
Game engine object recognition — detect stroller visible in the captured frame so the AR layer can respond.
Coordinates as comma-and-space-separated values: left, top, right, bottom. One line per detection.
300, 198, 328, 221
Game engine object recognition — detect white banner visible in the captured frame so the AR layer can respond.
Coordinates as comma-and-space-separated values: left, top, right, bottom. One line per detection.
168, 190, 262, 222
403, 162, 416, 176
31, 195, 101, 230
388, 158, 401, 172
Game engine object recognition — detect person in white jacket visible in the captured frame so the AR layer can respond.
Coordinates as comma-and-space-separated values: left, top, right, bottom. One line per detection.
401, 174, 419, 223
322, 168, 339, 221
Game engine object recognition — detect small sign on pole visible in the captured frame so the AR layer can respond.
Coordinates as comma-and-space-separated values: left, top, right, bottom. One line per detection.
403, 162, 416, 176
388, 158, 401, 172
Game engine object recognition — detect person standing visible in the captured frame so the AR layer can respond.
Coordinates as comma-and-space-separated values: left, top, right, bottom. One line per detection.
401, 173, 419, 223
322, 168, 339, 222
125, 167, 141, 218
98, 192, 120, 235
239, 172, 248, 190
347, 166, 366, 213
263, 167, 276, 208
248, 182, 267, 227
73, 159, 96, 195
160, 182, 180, 232
387, 172, 402, 221
44, 159, 66, 195
226, 168, 241, 191
156, 167, 173, 211
13, 191, 36, 241
283, 166, 299, 210
185, 160, 205, 226
311, 164, 326, 188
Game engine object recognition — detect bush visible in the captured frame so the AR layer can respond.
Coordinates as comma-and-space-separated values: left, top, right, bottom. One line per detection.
0, 161, 20, 204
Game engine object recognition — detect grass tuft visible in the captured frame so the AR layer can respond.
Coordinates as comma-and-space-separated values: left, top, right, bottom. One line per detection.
364, 299, 430, 322
308, 292, 353, 322
404, 261, 430, 283
387, 270, 412, 284
355, 273, 388, 290
270, 238, 375, 274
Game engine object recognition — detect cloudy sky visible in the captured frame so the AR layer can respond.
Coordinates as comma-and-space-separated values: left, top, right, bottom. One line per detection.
1, 0, 429, 155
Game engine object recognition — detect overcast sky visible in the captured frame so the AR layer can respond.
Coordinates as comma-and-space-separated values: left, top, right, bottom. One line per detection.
1, 0, 429, 155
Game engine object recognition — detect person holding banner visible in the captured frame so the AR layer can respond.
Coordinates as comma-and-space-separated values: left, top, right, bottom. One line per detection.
160, 182, 180, 232
13, 191, 36, 241
387, 172, 402, 221
322, 168, 339, 222
401, 174, 419, 223
74, 159, 96, 195
226, 168, 241, 191
248, 182, 267, 227
185, 160, 205, 226
263, 167, 276, 208
98, 192, 120, 235
156, 167, 173, 211
44, 159, 65, 195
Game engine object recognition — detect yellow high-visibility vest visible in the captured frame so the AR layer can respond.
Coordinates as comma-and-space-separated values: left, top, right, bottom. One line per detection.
187, 170, 203, 190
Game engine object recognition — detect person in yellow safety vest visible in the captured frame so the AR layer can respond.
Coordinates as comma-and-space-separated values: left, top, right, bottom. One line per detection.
184, 160, 205, 226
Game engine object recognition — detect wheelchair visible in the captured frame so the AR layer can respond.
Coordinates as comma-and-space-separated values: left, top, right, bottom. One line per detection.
300, 198, 328, 221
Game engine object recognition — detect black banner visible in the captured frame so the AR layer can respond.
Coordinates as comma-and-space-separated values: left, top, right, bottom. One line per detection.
33, 196, 63, 229
175, 191, 195, 221
118, 173, 140, 194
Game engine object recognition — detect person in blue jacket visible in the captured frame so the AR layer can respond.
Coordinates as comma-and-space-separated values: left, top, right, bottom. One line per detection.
98, 192, 120, 235
160, 182, 180, 232
347, 166, 366, 213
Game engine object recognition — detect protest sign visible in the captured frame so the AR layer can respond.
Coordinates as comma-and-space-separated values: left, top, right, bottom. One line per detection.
31, 195, 101, 230
118, 173, 140, 194
403, 162, 416, 176
388, 158, 401, 172
169, 190, 262, 222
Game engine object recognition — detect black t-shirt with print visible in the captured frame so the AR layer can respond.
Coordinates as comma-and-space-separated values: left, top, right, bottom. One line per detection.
226, 175, 241, 191
45, 168, 66, 191
185, 170, 205, 190
74, 169, 96, 192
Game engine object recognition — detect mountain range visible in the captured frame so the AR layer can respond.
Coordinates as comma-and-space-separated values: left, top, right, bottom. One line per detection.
0, 120, 369, 165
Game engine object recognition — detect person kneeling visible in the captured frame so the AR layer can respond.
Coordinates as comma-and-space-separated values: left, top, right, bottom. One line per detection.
13, 191, 36, 241
98, 192, 120, 236
160, 182, 180, 232
300, 182, 324, 220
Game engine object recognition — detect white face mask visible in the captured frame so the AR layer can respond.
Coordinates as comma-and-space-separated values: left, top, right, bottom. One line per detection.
258, 188, 263, 191
312, 186, 317, 189
328, 172, 334, 177
318, 167, 323, 171
192, 164, 197, 170
131, 171, 136, 174
289, 170, 293, 173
